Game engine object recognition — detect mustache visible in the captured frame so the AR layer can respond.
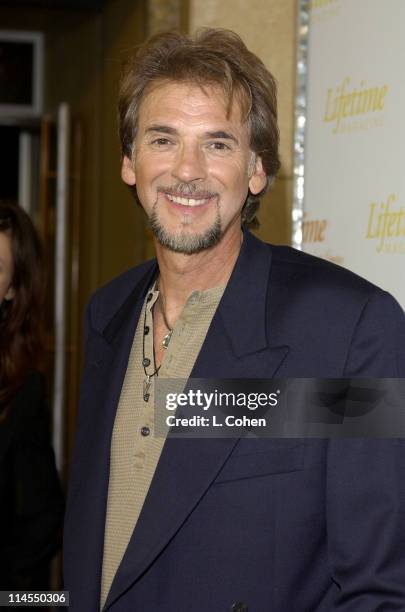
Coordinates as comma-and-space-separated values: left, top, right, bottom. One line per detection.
157, 184, 218, 199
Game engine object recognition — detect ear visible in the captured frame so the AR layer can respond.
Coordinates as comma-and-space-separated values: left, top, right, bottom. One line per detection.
4, 286, 15, 301
248, 154, 267, 195
121, 155, 136, 186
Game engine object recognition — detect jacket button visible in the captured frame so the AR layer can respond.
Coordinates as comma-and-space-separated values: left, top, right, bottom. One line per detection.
231, 603, 248, 612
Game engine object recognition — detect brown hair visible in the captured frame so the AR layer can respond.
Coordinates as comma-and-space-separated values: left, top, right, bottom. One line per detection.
118, 28, 280, 226
0, 203, 45, 411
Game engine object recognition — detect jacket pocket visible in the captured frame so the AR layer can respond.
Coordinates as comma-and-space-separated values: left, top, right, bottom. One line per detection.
214, 440, 305, 483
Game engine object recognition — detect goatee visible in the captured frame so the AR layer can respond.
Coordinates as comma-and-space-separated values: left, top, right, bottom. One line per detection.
149, 205, 222, 254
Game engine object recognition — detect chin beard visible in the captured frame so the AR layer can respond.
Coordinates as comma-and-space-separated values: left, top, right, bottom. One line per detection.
148, 207, 222, 254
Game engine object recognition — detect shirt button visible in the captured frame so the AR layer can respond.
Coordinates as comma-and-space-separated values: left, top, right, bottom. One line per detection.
141, 426, 150, 437
231, 604, 248, 612
142, 358, 151, 367
144, 325, 150, 335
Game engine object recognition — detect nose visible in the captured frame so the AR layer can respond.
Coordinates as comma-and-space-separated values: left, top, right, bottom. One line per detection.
172, 142, 207, 183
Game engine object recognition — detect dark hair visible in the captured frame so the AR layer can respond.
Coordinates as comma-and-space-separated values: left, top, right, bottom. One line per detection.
118, 28, 280, 226
0, 203, 45, 410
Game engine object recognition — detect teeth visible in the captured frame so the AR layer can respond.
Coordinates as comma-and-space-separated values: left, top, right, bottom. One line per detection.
166, 194, 209, 206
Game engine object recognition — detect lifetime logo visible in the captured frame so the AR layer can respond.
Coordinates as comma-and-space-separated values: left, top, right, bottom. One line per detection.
366, 194, 405, 253
323, 77, 388, 134
302, 213, 328, 244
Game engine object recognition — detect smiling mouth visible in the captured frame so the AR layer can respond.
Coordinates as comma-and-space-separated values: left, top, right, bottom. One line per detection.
165, 193, 213, 207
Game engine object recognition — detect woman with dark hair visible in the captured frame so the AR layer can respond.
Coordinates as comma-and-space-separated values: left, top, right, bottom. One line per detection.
0, 203, 64, 591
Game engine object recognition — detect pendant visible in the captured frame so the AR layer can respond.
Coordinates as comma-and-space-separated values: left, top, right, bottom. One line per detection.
162, 329, 173, 349
143, 375, 151, 402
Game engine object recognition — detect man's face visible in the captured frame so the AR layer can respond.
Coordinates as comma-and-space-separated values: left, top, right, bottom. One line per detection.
121, 81, 266, 254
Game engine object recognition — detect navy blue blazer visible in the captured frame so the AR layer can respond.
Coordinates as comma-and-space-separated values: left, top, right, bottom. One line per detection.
64, 230, 405, 611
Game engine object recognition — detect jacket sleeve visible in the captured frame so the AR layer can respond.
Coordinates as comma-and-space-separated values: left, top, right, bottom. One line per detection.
326, 438, 405, 610
326, 290, 405, 609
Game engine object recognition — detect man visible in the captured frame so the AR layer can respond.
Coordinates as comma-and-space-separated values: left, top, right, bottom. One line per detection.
64, 29, 405, 611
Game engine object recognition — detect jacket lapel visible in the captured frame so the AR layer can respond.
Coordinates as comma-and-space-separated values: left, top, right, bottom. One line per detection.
191, 229, 289, 379
104, 230, 289, 610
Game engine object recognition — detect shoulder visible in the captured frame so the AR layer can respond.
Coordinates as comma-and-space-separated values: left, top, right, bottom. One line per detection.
263, 242, 405, 376
11, 372, 46, 413
269, 244, 380, 301
3, 372, 50, 446
267, 243, 405, 318
14, 371, 45, 401
85, 259, 156, 333
247, 230, 381, 304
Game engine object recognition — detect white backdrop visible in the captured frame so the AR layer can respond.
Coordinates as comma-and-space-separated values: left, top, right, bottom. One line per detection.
302, 0, 405, 308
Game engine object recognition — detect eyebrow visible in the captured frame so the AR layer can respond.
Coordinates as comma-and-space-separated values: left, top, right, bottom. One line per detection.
205, 130, 239, 144
145, 125, 239, 144
145, 125, 178, 136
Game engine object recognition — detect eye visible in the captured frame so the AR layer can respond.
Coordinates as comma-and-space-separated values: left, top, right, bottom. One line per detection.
151, 137, 173, 147
207, 141, 232, 151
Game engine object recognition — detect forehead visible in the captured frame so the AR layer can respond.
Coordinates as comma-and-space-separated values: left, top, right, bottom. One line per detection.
137, 80, 247, 132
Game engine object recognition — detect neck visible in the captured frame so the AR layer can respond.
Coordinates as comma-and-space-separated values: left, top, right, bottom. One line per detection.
155, 226, 243, 318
